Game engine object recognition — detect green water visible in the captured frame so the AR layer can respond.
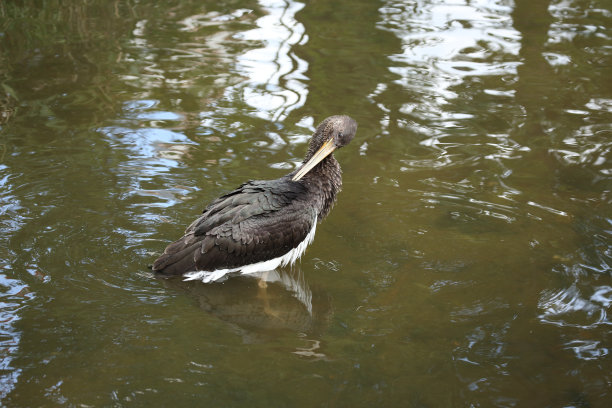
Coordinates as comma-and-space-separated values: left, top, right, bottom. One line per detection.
1, 0, 610, 406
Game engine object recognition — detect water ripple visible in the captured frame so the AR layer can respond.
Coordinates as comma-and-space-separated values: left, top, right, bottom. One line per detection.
0, 167, 31, 398
236, 0, 308, 121
564, 339, 609, 360
538, 284, 612, 329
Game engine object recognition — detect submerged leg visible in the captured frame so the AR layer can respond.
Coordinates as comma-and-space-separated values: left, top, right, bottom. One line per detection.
257, 271, 280, 318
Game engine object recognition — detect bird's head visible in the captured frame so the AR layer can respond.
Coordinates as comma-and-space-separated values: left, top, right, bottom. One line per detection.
292, 115, 357, 181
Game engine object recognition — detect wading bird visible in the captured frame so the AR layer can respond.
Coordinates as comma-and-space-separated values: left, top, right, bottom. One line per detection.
153, 115, 357, 283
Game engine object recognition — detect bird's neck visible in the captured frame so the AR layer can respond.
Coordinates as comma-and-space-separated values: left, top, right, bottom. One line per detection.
301, 155, 342, 220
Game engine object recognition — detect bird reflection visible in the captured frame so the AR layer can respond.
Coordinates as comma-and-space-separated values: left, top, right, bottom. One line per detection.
160, 267, 332, 341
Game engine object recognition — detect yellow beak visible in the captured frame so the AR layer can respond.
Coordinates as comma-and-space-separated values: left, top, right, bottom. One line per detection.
292, 137, 336, 181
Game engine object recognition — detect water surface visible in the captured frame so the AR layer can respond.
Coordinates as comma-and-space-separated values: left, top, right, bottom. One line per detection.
1, 0, 611, 406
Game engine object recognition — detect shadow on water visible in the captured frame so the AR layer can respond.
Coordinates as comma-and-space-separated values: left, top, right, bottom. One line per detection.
159, 268, 333, 343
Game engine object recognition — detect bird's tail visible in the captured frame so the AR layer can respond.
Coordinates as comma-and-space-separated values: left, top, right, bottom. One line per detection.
152, 237, 199, 276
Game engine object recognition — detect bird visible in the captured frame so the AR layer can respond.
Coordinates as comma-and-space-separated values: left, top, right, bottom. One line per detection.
152, 115, 357, 283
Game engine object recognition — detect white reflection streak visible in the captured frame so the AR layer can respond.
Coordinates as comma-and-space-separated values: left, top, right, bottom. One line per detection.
565, 340, 609, 361
526, 200, 569, 217
379, 0, 520, 97
0, 273, 25, 399
258, 268, 313, 314
236, 0, 308, 121
538, 284, 612, 329
376, 0, 523, 168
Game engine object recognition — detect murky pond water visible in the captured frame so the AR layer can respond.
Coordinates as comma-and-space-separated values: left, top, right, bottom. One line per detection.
1, 0, 611, 406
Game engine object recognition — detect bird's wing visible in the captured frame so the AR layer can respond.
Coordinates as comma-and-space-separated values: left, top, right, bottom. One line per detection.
152, 179, 315, 275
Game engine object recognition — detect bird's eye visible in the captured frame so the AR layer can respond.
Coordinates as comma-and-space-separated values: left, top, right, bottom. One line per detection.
338, 132, 344, 138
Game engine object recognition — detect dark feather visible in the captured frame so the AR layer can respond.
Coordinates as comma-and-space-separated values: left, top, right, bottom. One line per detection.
153, 177, 315, 275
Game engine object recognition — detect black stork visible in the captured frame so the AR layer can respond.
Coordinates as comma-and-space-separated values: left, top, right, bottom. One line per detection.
152, 115, 357, 283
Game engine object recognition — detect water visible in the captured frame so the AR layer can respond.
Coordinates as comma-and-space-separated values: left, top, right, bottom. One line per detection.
1, 0, 610, 406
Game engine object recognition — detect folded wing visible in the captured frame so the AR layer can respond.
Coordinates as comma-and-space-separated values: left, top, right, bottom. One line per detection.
152, 179, 315, 276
